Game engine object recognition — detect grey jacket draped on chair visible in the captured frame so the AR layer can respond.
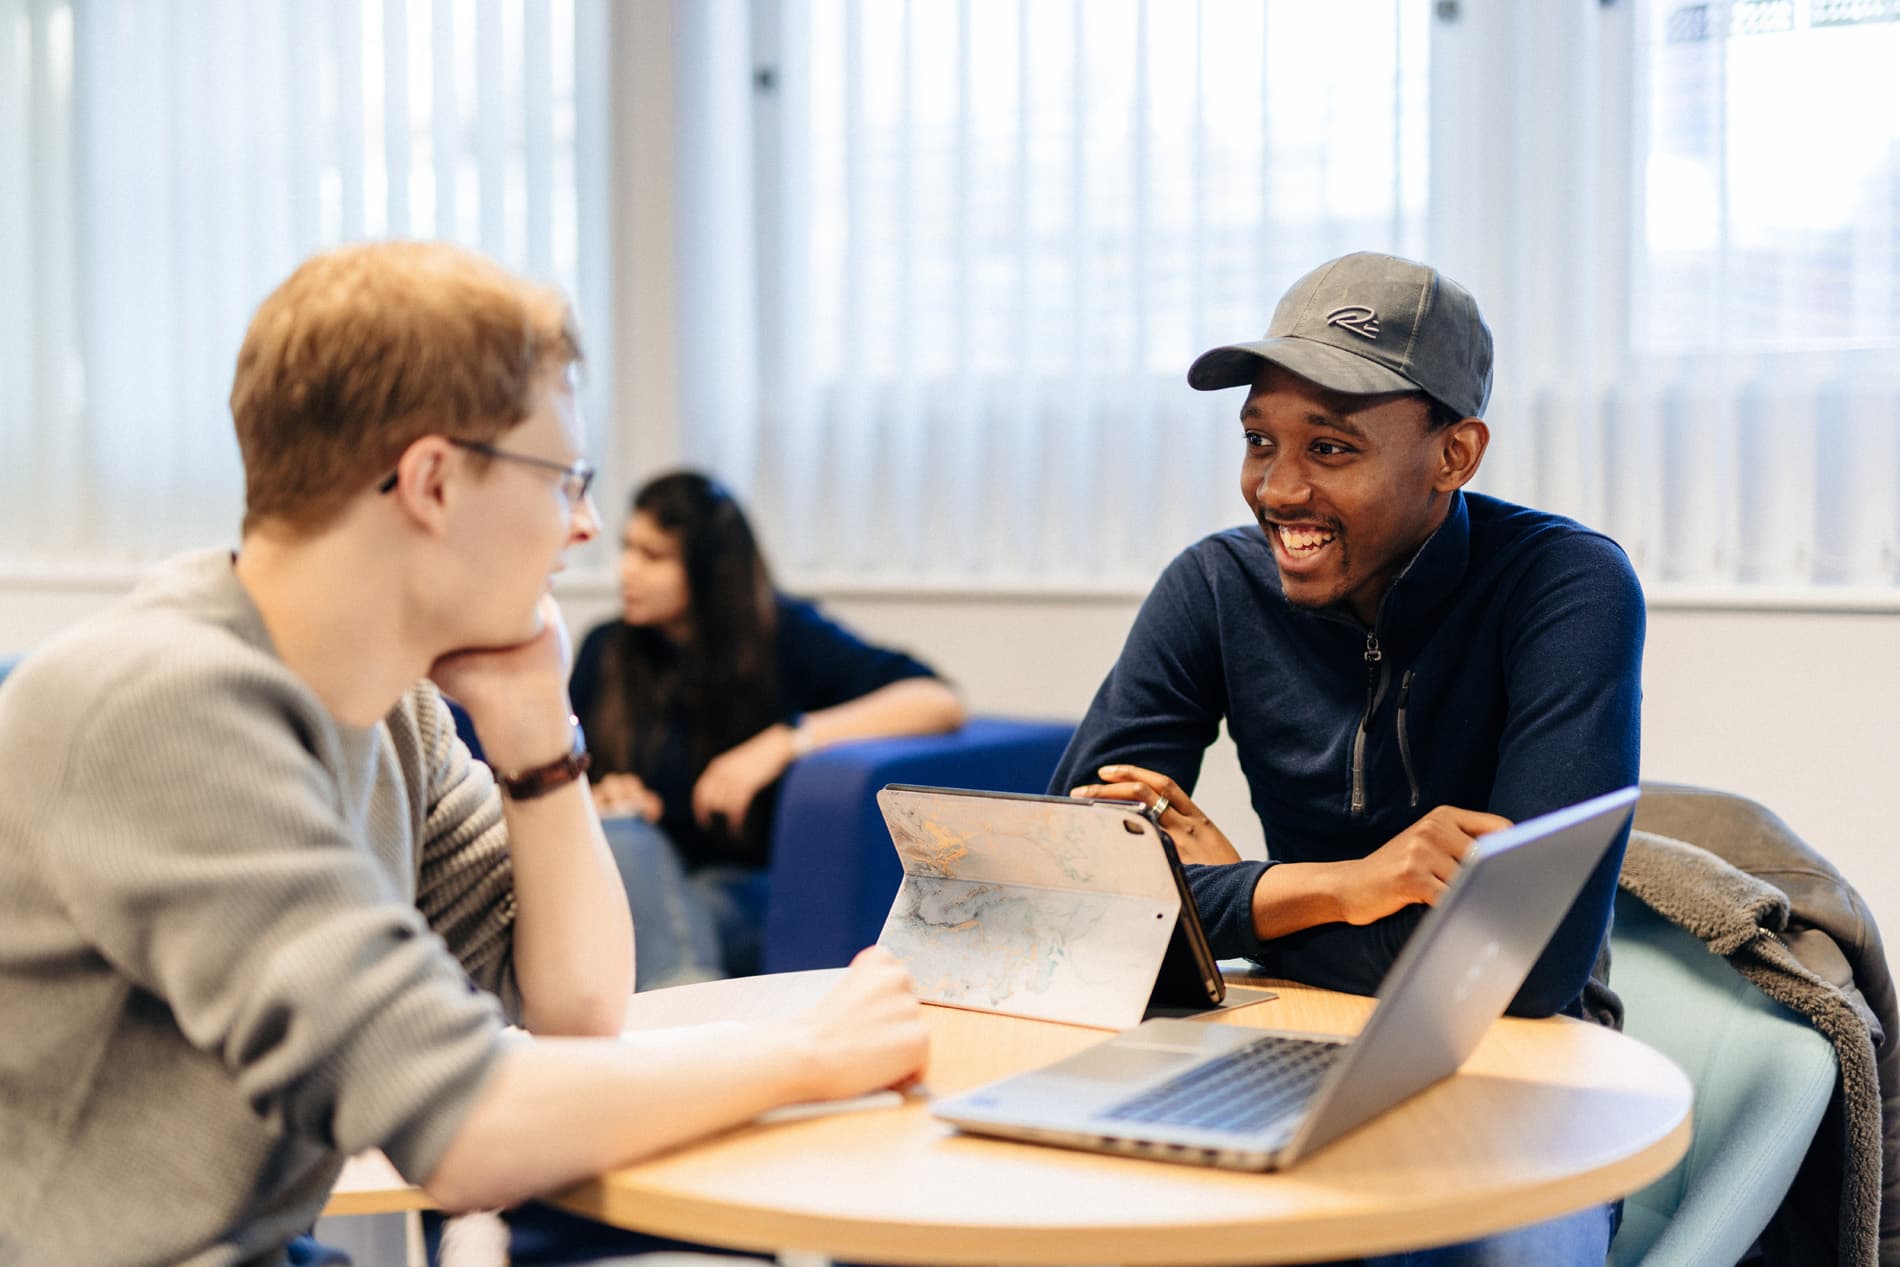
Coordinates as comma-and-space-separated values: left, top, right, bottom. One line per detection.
1623, 783, 1898, 1267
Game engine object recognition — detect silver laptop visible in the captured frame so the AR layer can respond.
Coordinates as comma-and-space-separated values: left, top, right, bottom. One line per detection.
932, 786, 1638, 1170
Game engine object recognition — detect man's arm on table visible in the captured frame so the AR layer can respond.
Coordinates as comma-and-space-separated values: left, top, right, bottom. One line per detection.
421, 606, 927, 1209
421, 947, 927, 1212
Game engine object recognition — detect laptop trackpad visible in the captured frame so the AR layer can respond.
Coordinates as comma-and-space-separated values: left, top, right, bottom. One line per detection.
1052, 1044, 1196, 1083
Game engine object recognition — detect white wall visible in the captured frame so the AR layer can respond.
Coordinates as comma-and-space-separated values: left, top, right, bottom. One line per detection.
7, 574, 1896, 961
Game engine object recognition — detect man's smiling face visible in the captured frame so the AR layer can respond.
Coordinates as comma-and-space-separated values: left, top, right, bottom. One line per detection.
1240, 362, 1476, 627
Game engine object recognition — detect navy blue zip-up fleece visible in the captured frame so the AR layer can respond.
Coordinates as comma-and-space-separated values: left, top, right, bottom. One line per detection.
1049, 490, 1644, 1020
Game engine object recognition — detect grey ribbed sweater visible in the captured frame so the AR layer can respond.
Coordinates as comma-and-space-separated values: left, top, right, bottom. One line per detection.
0, 551, 519, 1266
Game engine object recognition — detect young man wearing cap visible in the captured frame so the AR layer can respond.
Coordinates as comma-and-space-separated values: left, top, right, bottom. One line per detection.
1056, 252, 1642, 1264
0, 241, 927, 1266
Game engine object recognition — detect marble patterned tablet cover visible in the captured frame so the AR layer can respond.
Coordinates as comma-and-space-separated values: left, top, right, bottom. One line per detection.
875, 787, 1181, 1030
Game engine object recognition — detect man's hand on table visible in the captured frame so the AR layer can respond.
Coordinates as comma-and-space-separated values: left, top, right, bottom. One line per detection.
792, 946, 930, 1100
1333, 805, 1513, 924
1236, 804, 1513, 942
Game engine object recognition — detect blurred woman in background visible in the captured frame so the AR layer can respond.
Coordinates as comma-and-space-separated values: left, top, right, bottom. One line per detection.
571, 469, 965, 985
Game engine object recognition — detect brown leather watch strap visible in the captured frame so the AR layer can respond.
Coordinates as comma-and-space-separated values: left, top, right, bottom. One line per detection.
497, 715, 591, 801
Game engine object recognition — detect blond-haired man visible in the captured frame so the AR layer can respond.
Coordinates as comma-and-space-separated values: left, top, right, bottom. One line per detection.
0, 242, 926, 1266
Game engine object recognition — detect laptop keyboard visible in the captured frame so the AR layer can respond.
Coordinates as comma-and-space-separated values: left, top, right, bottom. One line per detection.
1102, 1033, 1345, 1134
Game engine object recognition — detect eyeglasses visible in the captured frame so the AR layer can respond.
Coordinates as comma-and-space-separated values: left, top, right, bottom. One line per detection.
377, 439, 596, 504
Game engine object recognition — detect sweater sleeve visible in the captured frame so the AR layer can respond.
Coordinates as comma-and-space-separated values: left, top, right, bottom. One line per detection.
405, 683, 524, 1022
35, 662, 508, 1183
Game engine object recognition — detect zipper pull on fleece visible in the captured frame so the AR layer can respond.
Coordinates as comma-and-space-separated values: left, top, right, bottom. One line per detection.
1397, 669, 1420, 808
1351, 633, 1385, 815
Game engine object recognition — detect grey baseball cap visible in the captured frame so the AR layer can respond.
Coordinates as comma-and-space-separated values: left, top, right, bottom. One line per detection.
1187, 251, 1494, 419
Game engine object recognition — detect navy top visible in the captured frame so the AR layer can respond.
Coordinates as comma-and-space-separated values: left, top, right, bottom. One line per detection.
571, 594, 939, 868
1049, 491, 1645, 1018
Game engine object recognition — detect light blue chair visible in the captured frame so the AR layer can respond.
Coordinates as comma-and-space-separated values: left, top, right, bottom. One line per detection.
1606, 886, 1838, 1267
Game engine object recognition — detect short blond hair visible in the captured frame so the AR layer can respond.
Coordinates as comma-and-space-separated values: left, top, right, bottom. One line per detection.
230, 241, 583, 533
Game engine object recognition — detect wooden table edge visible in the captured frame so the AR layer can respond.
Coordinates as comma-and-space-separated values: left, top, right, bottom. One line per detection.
548, 1101, 1692, 1265
324, 1151, 437, 1216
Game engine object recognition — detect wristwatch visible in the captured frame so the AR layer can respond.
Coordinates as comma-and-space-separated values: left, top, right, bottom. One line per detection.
496, 714, 591, 801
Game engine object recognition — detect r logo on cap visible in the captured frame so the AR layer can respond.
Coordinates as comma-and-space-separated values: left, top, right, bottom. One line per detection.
1184, 251, 1495, 418
1326, 305, 1380, 340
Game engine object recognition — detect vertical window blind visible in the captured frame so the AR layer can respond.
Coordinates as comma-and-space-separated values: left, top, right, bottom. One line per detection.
715, 0, 1899, 595
0, 0, 609, 572
1626, 0, 1899, 587
736, 0, 1431, 586
5, 1, 1895, 597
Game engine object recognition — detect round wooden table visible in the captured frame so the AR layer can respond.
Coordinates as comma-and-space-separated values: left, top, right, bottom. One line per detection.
539, 968, 1691, 1265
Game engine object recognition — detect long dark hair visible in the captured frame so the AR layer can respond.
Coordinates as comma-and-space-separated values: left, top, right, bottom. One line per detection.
587, 471, 780, 779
